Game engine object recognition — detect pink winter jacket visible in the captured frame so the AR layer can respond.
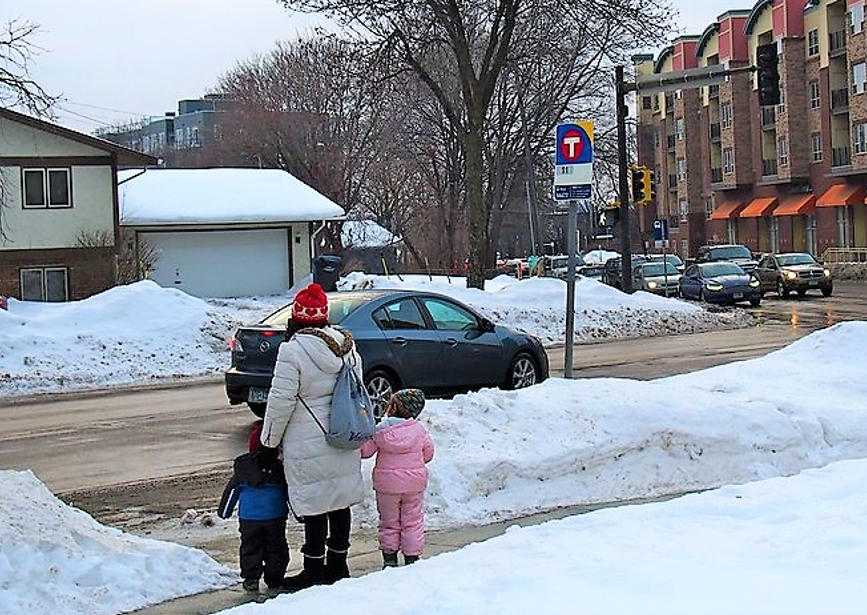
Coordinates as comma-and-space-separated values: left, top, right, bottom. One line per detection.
361, 418, 434, 495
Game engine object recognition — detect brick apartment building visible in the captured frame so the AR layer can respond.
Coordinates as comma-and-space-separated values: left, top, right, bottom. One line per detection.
634, 0, 867, 260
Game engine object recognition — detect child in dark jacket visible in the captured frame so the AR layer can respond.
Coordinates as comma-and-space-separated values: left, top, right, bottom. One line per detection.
218, 421, 290, 593
361, 389, 435, 568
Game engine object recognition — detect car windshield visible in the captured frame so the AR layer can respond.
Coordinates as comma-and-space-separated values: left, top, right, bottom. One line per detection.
549, 255, 585, 268
710, 246, 752, 259
641, 263, 679, 276
777, 253, 818, 266
702, 263, 744, 276
261, 295, 370, 327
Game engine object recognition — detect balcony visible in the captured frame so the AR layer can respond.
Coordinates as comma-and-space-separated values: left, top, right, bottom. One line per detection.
761, 107, 777, 130
829, 29, 847, 58
832, 146, 852, 168
710, 167, 723, 183
831, 88, 849, 113
762, 158, 778, 177
668, 174, 678, 190
709, 122, 721, 142
708, 84, 720, 99
667, 134, 676, 150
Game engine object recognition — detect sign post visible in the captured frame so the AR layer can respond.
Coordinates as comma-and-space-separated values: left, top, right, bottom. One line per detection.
554, 121, 594, 378
653, 219, 671, 295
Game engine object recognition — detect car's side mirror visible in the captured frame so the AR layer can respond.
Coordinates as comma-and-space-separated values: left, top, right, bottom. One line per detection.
480, 318, 495, 333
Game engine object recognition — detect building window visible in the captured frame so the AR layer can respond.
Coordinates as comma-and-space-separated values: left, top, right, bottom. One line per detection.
678, 198, 689, 221
676, 157, 686, 181
726, 219, 737, 244
675, 118, 685, 140
809, 80, 820, 108
837, 206, 852, 248
22, 168, 71, 209
854, 122, 867, 154
769, 217, 780, 253
777, 87, 786, 114
851, 3, 865, 35
808, 29, 820, 56
642, 96, 652, 110
720, 102, 733, 128
705, 197, 714, 220
811, 132, 823, 162
680, 239, 690, 259
853, 62, 867, 94
805, 214, 817, 256
723, 148, 734, 174
20, 267, 69, 302
778, 137, 789, 167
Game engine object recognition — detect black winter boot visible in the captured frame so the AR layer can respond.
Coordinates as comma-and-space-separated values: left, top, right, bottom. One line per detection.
403, 554, 420, 565
281, 554, 326, 592
324, 547, 350, 584
381, 550, 399, 569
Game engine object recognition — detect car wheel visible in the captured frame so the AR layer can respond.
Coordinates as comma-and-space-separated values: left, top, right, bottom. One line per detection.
822, 287, 833, 297
506, 352, 539, 390
776, 279, 790, 298
365, 369, 398, 419
248, 403, 266, 418
749, 298, 761, 307
797, 289, 807, 297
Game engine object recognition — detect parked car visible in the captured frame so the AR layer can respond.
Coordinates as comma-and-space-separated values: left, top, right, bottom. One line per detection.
602, 255, 648, 289
545, 254, 586, 280
695, 244, 758, 273
225, 289, 549, 417
754, 253, 833, 298
679, 262, 762, 306
645, 253, 685, 273
632, 261, 681, 296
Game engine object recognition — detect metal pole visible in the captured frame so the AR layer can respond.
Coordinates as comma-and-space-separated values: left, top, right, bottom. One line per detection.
564, 200, 577, 378
616, 66, 633, 293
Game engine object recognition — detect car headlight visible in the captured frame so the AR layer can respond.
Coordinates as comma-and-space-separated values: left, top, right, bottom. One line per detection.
824, 268, 831, 277
647, 281, 658, 290
749, 278, 760, 288
783, 270, 798, 280
705, 282, 724, 292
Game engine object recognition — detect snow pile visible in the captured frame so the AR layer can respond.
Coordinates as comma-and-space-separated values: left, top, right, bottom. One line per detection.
582, 248, 619, 264
216, 458, 867, 615
0, 470, 235, 615
0, 274, 751, 398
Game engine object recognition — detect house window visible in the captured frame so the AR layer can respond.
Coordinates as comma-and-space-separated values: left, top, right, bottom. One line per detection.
850, 3, 864, 35
778, 137, 789, 167
808, 29, 820, 56
723, 148, 734, 174
854, 122, 867, 154
809, 80, 820, 109
720, 102, 733, 128
20, 267, 69, 302
811, 132, 823, 162
852, 62, 866, 94
22, 168, 71, 209
676, 157, 686, 181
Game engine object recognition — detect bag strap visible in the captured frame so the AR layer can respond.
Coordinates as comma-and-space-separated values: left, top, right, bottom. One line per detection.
297, 394, 328, 436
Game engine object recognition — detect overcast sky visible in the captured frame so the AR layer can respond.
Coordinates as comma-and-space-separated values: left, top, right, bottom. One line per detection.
6, 1, 729, 134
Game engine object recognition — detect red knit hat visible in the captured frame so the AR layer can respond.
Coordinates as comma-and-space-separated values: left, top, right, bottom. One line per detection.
248, 420, 263, 453
292, 282, 329, 325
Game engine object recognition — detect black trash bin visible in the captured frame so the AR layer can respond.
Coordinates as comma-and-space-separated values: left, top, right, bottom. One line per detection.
312, 255, 342, 292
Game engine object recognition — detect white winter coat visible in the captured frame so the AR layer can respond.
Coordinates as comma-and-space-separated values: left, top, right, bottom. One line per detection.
260, 326, 365, 517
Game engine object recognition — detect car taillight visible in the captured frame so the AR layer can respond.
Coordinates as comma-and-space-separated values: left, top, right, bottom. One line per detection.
261, 330, 280, 337
228, 337, 244, 352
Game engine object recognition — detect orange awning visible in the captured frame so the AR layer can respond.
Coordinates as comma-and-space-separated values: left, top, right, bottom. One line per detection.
816, 184, 865, 207
739, 197, 778, 218
709, 200, 745, 220
773, 194, 817, 217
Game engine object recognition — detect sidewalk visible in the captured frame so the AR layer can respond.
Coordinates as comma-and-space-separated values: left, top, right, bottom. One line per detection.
132, 497, 662, 615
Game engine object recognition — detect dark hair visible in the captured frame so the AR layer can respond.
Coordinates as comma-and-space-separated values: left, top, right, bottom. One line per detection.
285, 317, 326, 341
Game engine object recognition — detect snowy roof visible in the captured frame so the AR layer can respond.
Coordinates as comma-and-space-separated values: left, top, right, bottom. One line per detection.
341, 219, 402, 248
118, 168, 345, 226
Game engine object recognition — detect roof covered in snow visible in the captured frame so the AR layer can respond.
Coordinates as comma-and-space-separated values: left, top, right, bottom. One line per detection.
118, 168, 345, 226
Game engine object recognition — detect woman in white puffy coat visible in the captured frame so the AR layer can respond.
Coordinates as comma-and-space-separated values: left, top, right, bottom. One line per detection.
260, 282, 364, 591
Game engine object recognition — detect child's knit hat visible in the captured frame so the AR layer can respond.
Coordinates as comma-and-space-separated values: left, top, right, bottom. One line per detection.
390, 389, 426, 419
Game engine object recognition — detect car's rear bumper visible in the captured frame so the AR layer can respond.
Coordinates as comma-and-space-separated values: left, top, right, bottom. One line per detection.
225, 368, 272, 405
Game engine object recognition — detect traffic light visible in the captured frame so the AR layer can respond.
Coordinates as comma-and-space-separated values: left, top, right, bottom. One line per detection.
600, 201, 620, 226
631, 165, 652, 205
647, 169, 656, 202
756, 43, 781, 107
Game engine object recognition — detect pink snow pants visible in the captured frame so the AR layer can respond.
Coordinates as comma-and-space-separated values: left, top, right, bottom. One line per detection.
375, 491, 426, 556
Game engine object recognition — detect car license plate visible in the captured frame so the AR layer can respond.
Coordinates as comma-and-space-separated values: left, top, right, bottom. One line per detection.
248, 387, 269, 403
733, 292, 743, 299
809, 280, 818, 286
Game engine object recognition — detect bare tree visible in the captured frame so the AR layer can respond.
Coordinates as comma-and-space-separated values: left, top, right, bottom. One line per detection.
277, 0, 673, 287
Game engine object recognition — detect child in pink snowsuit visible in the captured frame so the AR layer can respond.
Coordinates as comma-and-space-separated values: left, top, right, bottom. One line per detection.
361, 388, 435, 568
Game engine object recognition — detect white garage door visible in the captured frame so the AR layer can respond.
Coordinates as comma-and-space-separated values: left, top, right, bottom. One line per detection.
141, 229, 290, 298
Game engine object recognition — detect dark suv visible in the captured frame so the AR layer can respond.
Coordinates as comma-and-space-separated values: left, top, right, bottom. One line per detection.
695, 244, 758, 273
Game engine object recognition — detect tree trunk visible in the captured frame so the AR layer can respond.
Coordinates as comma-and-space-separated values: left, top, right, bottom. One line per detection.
464, 125, 487, 289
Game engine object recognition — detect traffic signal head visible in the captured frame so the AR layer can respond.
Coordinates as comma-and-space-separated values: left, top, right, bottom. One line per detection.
756, 43, 781, 106
631, 166, 652, 205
